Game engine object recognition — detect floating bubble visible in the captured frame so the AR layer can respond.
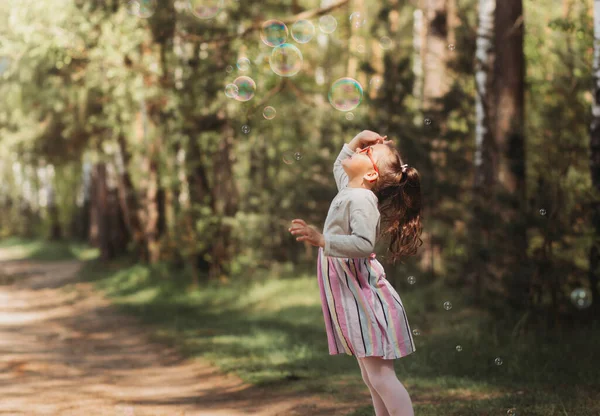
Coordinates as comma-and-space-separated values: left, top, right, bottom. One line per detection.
328, 77, 363, 112
128, 0, 156, 18
225, 65, 233, 73
407, 276, 416, 285
494, 357, 503, 366
349, 12, 367, 28
319, 15, 337, 34
424, 118, 432, 126
282, 150, 301, 165
356, 44, 365, 54
263, 106, 276, 120
291, 20, 315, 44
539, 208, 547, 216
507, 409, 517, 416
448, 44, 456, 51
456, 345, 463, 352
236, 57, 251, 71
224, 84, 239, 98
345, 112, 355, 121
570, 288, 592, 309
188, 0, 223, 20
443, 301, 452, 310
270, 43, 303, 77
241, 125, 250, 134
369, 75, 383, 91
412, 329, 420, 336
233, 76, 256, 101
261, 20, 288, 47
379, 36, 393, 50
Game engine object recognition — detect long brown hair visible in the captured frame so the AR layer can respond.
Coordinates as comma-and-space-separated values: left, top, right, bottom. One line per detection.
373, 143, 424, 264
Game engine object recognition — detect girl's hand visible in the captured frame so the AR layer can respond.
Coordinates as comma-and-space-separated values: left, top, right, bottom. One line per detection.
349, 130, 392, 150
289, 219, 325, 248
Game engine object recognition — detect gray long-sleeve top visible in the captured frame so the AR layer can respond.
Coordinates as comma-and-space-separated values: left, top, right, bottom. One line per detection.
322, 143, 381, 258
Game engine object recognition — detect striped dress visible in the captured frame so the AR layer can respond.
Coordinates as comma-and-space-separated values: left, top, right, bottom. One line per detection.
317, 248, 416, 360
316, 143, 416, 360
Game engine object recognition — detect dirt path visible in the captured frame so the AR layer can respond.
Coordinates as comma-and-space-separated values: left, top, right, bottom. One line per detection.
0, 250, 370, 416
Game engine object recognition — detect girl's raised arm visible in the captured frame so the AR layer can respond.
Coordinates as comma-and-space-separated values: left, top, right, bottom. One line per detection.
333, 143, 354, 191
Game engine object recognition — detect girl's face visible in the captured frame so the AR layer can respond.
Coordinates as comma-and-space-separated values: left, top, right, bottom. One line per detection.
341, 143, 391, 183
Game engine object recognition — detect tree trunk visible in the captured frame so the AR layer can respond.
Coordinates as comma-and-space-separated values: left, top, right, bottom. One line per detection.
493, 0, 528, 310
91, 162, 112, 261
422, 0, 449, 112
116, 133, 147, 261
588, 0, 600, 317
471, 0, 496, 304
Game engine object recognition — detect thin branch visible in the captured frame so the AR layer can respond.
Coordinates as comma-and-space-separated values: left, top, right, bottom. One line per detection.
179, 0, 351, 45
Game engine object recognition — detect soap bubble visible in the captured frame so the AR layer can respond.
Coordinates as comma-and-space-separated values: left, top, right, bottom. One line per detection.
291, 20, 315, 43
319, 15, 337, 34
241, 125, 250, 134
261, 20, 288, 47
570, 288, 592, 309
379, 36, 393, 50
225, 65, 233, 73
507, 409, 517, 416
412, 329, 420, 336
356, 44, 365, 54
224, 84, 239, 98
369, 75, 383, 91
128, 0, 156, 18
494, 357, 503, 366
456, 345, 463, 352
345, 112, 354, 121
443, 301, 452, 310
263, 106, 276, 120
424, 118, 432, 126
188, 0, 223, 20
349, 12, 367, 28
270, 43, 303, 77
236, 57, 251, 71
282, 150, 301, 165
232, 76, 256, 101
407, 276, 416, 285
328, 77, 363, 111
448, 44, 456, 51
539, 208, 547, 216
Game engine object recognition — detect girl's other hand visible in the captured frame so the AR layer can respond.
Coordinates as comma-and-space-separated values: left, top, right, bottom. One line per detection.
289, 219, 325, 248
349, 130, 392, 150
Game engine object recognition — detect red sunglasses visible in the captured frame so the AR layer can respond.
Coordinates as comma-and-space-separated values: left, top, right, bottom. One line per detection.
357, 146, 380, 176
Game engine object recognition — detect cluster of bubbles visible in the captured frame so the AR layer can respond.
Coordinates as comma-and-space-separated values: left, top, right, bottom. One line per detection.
570, 287, 592, 309
224, 76, 256, 102
127, 0, 156, 18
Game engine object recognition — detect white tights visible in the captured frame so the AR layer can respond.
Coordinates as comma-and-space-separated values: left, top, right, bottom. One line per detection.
357, 356, 414, 416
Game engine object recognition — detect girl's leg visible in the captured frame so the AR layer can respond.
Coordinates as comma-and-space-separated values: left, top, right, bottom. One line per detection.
357, 358, 389, 416
358, 356, 414, 416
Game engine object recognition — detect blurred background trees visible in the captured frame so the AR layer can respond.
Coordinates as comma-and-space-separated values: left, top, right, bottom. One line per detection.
0, 0, 597, 332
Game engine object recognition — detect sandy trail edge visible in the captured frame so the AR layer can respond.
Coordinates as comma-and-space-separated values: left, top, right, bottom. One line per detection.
0, 250, 370, 416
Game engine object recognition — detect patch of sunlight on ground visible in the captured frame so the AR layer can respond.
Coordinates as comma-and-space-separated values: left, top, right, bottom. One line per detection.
120, 287, 159, 304
240, 276, 321, 312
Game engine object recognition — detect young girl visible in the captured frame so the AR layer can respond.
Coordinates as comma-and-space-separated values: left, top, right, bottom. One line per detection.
288, 129, 423, 416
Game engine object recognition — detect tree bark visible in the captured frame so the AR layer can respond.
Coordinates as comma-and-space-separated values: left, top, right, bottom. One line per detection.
588, 0, 600, 317
493, 0, 528, 310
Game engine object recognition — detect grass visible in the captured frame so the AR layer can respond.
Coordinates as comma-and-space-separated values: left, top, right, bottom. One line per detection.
2, 238, 599, 415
